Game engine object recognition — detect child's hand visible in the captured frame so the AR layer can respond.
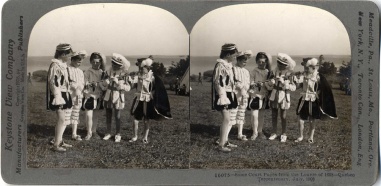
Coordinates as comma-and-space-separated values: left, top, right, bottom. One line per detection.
70, 82, 78, 89
268, 79, 275, 86
112, 77, 119, 83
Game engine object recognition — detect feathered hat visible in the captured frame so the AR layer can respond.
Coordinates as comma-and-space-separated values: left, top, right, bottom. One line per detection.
302, 58, 318, 67
111, 53, 130, 71
140, 58, 153, 68
277, 53, 295, 70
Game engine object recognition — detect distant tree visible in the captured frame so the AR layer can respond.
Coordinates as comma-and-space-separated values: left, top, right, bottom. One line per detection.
203, 70, 214, 78
32, 70, 48, 82
339, 60, 351, 78
190, 74, 198, 82
168, 56, 189, 78
151, 62, 166, 77
319, 61, 337, 75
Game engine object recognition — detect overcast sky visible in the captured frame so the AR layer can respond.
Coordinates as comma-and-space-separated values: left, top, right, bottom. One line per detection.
28, 3, 188, 56
191, 4, 351, 56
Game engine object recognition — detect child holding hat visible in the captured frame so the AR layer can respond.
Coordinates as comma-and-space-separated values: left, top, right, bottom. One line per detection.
212, 43, 239, 152
129, 56, 172, 144
47, 43, 74, 152
247, 52, 272, 140
67, 50, 87, 141
82, 52, 107, 140
293, 58, 337, 143
267, 53, 296, 142
102, 53, 131, 142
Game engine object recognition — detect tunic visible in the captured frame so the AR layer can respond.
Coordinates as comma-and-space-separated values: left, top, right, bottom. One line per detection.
103, 68, 131, 109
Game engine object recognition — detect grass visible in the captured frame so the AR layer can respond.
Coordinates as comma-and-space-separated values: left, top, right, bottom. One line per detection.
27, 81, 189, 169
189, 81, 351, 169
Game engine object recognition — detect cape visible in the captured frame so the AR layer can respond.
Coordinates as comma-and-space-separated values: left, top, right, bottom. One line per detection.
211, 62, 219, 110
152, 74, 172, 120
46, 62, 55, 111
318, 74, 338, 120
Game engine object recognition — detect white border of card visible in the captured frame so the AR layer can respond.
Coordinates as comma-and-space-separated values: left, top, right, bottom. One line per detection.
1, 0, 379, 185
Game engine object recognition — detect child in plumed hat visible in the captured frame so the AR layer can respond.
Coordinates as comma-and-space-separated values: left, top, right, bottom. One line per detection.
47, 43, 74, 152
102, 53, 131, 142
293, 58, 337, 143
212, 43, 239, 152
129, 56, 172, 144
247, 52, 272, 140
266, 53, 297, 143
82, 52, 108, 140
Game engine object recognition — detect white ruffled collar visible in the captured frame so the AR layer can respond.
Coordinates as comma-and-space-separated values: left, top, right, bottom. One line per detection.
217, 59, 233, 70
51, 58, 67, 68
303, 70, 319, 81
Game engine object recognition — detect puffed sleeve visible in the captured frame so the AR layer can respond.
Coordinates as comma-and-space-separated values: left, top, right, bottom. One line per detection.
213, 63, 230, 105
48, 63, 65, 105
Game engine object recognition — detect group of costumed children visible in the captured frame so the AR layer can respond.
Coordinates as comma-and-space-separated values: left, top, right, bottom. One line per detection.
47, 43, 171, 152
212, 43, 337, 152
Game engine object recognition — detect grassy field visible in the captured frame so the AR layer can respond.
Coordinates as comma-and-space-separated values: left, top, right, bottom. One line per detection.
189, 80, 351, 169
27, 81, 189, 169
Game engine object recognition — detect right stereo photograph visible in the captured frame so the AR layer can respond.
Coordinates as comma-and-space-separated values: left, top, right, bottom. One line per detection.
189, 3, 351, 169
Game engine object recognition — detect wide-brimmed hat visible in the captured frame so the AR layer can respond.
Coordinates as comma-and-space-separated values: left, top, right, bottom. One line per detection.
221, 43, 237, 51
55, 43, 74, 56
72, 50, 87, 58
237, 50, 253, 59
111, 53, 130, 71
277, 53, 295, 70
56, 43, 72, 51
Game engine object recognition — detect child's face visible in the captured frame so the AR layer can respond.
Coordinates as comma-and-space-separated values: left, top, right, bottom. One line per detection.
277, 62, 287, 70
305, 66, 316, 74
61, 53, 71, 62
91, 58, 101, 70
237, 59, 247, 68
71, 57, 83, 68
112, 63, 122, 71
140, 66, 149, 74
226, 51, 238, 63
257, 58, 267, 70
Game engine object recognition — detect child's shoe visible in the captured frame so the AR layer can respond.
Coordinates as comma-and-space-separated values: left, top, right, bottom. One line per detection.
52, 146, 66, 152
72, 135, 82, 141
294, 136, 303, 142
84, 134, 92, 141
142, 139, 148, 144
60, 141, 72, 148
226, 141, 238, 148
250, 133, 258, 141
308, 138, 314, 143
269, 134, 277, 140
103, 134, 112, 140
115, 134, 121, 143
280, 135, 287, 143
92, 132, 101, 140
258, 132, 266, 140
218, 146, 231, 152
238, 135, 248, 141
129, 136, 138, 142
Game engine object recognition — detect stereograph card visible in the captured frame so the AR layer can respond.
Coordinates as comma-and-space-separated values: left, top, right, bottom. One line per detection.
1, 0, 379, 185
